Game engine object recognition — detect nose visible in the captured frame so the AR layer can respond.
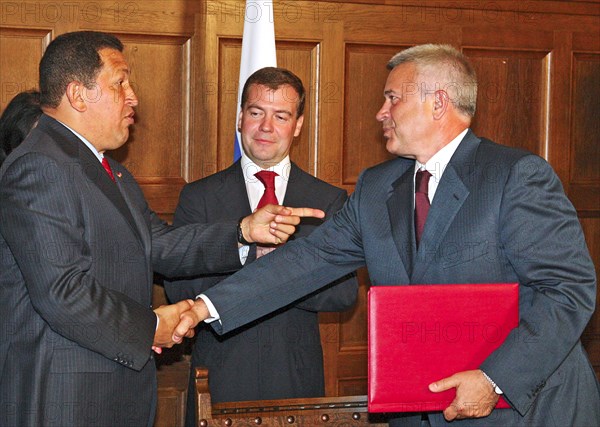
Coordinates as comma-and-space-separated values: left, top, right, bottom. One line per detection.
259, 115, 273, 132
126, 83, 139, 107
376, 100, 389, 122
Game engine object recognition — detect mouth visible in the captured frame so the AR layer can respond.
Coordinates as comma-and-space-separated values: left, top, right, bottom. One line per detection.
124, 111, 135, 125
381, 121, 395, 138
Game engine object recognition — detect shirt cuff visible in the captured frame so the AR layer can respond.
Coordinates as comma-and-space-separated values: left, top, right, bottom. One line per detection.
482, 370, 504, 394
197, 294, 221, 324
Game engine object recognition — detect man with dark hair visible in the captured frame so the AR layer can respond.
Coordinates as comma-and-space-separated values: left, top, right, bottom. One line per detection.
181, 45, 599, 426
0, 32, 322, 427
165, 66, 357, 425
38, 31, 124, 109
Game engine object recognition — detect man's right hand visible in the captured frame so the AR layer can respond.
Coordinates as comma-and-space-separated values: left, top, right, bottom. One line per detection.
240, 205, 325, 246
173, 299, 210, 342
153, 300, 195, 350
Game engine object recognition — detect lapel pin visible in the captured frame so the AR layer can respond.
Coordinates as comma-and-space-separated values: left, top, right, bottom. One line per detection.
116, 172, 122, 178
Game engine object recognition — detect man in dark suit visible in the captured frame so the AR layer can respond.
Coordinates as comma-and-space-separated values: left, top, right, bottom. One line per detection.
181, 44, 600, 426
0, 32, 322, 427
165, 67, 357, 424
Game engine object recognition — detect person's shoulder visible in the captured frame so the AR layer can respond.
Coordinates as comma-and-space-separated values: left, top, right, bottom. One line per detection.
181, 162, 241, 193
473, 136, 557, 183
291, 164, 346, 196
476, 137, 537, 165
0, 126, 60, 174
360, 156, 412, 183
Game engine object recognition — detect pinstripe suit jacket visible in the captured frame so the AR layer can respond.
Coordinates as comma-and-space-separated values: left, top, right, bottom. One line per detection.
0, 115, 242, 427
203, 130, 599, 426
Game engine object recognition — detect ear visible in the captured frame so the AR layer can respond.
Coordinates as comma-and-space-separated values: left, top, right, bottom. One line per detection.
432, 90, 449, 120
237, 110, 243, 132
65, 81, 87, 112
293, 115, 304, 137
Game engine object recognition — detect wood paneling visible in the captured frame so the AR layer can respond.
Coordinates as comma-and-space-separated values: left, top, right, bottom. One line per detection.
1, 2, 599, 424
571, 53, 600, 184
0, 27, 49, 108
343, 45, 399, 184
581, 217, 600, 370
569, 53, 600, 216
112, 35, 193, 217
467, 48, 550, 155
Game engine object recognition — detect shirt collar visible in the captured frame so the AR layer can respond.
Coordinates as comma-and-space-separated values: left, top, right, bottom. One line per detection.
56, 119, 104, 163
415, 128, 469, 182
240, 154, 291, 184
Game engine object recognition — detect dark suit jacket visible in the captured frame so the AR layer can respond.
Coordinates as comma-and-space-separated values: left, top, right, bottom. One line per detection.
0, 115, 243, 427
203, 131, 600, 426
165, 161, 357, 406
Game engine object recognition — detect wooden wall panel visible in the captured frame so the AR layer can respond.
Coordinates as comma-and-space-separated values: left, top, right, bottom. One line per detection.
581, 217, 600, 369
467, 49, 550, 156
115, 36, 189, 178
571, 53, 600, 183
0, 27, 50, 108
110, 35, 192, 217
343, 44, 399, 184
569, 53, 600, 215
570, 33, 600, 371
333, 268, 371, 395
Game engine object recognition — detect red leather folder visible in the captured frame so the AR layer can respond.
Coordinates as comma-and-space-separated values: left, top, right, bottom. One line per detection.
368, 283, 518, 413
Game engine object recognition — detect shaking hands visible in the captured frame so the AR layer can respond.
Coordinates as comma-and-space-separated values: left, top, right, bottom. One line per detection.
152, 300, 196, 353
152, 299, 210, 354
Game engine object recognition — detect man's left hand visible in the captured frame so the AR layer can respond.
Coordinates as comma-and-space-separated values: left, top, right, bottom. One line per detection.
429, 369, 499, 421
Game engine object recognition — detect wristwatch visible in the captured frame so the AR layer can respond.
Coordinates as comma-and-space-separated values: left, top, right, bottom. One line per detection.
237, 216, 251, 246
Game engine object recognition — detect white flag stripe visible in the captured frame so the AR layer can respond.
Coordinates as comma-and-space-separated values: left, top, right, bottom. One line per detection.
234, 0, 277, 161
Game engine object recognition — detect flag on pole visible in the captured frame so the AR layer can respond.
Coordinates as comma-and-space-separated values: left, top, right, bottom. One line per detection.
234, 0, 277, 162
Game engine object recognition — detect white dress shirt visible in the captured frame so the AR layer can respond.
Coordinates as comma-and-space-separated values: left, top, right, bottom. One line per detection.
238, 154, 291, 263
414, 128, 468, 203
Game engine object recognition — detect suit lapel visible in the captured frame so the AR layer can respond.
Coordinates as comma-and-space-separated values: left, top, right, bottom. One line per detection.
227, 162, 256, 261
41, 116, 143, 244
110, 161, 150, 251
281, 163, 307, 206
411, 131, 480, 283
80, 150, 143, 244
387, 167, 415, 278
225, 161, 253, 215
281, 164, 333, 240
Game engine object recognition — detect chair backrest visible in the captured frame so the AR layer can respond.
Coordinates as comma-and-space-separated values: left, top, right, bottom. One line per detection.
195, 367, 386, 427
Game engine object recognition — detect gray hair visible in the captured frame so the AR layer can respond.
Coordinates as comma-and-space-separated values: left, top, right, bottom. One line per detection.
387, 44, 477, 117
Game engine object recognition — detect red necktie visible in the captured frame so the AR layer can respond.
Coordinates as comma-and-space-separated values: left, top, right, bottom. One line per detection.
255, 170, 279, 209
101, 157, 116, 182
414, 169, 432, 246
